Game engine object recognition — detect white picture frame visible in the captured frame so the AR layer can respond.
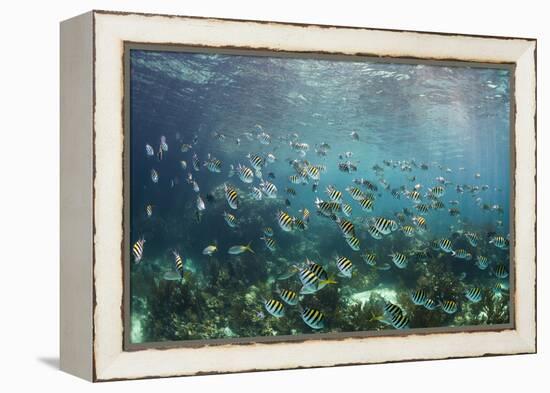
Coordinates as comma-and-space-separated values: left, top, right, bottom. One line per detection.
60, 10, 536, 381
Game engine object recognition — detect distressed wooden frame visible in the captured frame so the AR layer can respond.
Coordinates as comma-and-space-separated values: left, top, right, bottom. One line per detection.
60, 10, 537, 382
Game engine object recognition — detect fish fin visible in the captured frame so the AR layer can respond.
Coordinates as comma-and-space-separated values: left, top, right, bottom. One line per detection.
369, 312, 383, 323
246, 241, 255, 254
319, 279, 337, 286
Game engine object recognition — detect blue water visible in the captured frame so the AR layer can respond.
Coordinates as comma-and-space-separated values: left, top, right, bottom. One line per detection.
129, 49, 511, 343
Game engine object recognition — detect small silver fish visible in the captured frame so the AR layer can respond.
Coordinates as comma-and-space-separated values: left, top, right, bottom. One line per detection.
196, 195, 206, 211
202, 245, 218, 256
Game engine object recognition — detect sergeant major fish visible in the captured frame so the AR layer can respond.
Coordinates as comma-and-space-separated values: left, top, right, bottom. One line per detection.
410, 289, 428, 306
277, 288, 299, 306
335, 256, 353, 278
224, 183, 239, 210
223, 211, 238, 228
132, 237, 145, 263
465, 287, 482, 303
264, 299, 284, 318
260, 180, 278, 198
345, 236, 360, 251
277, 210, 294, 232
389, 252, 408, 269
440, 300, 458, 314
260, 236, 276, 252
299, 306, 325, 329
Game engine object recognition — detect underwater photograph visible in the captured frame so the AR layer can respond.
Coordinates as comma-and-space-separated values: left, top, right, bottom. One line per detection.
127, 47, 512, 345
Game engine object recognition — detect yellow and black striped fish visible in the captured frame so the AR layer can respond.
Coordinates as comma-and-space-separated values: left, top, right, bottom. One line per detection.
440, 299, 458, 314
401, 225, 415, 237
438, 238, 453, 253
342, 203, 352, 217
346, 186, 365, 201
390, 252, 408, 269
465, 287, 482, 303
413, 215, 427, 230
362, 252, 377, 266
277, 210, 294, 232
424, 298, 438, 310
429, 185, 445, 198
383, 302, 403, 319
260, 236, 276, 251
359, 197, 374, 212
325, 186, 343, 202
146, 204, 153, 217
345, 236, 360, 251
264, 299, 285, 318
315, 197, 341, 215
476, 255, 489, 270
387, 311, 410, 329
224, 183, 239, 210
415, 203, 430, 213
336, 256, 353, 277
489, 235, 509, 250
368, 224, 384, 240
380, 302, 410, 328
307, 165, 320, 180
493, 282, 509, 296
247, 153, 265, 170
306, 259, 329, 281
452, 249, 472, 260
465, 232, 481, 247
223, 211, 238, 228
204, 158, 222, 173
293, 218, 307, 231
172, 250, 184, 278
407, 190, 421, 201
493, 263, 509, 278
410, 289, 428, 305
298, 267, 319, 288
372, 217, 396, 235
277, 288, 299, 306
132, 237, 145, 263
300, 307, 325, 329
337, 218, 356, 238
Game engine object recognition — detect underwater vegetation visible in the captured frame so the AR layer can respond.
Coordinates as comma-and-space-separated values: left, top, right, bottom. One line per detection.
128, 49, 511, 343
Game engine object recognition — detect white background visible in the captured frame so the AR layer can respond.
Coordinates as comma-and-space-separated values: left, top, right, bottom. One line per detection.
0, 0, 546, 391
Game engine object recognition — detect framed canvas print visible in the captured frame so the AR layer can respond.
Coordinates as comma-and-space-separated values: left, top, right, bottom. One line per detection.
60, 10, 537, 381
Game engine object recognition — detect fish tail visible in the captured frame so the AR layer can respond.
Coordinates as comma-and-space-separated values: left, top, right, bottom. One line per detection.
369, 312, 383, 322
319, 279, 337, 286
246, 241, 255, 254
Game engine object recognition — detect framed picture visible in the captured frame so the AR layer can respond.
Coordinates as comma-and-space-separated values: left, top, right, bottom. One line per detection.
60, 10, 537, 381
